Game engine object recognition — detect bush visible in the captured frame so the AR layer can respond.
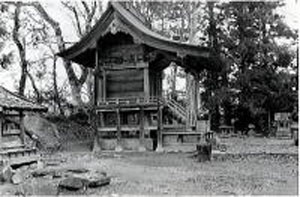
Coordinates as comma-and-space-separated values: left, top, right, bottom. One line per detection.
69, 110, 89, 125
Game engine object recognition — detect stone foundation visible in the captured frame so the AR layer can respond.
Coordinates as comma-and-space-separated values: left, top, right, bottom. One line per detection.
99, 138, 153, 151
163, 134, 201, 145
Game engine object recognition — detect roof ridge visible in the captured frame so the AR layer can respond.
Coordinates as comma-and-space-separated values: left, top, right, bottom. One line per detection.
111, 2, 185, 44
116, 1, 149, 27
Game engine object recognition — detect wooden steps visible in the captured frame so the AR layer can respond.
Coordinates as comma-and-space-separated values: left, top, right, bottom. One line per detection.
276, 131, 292, 139
0, 147, 38, 161
164, 98, 186, 123
162, 125, 202, 147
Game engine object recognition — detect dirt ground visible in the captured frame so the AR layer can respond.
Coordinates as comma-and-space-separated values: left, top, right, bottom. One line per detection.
0, 137, 298, 195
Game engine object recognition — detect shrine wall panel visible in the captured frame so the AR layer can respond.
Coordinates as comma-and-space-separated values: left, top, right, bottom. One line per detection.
106, 69, 144, 98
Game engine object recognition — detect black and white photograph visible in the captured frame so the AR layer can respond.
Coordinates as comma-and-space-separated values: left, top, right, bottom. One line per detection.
0, 0, 298, 195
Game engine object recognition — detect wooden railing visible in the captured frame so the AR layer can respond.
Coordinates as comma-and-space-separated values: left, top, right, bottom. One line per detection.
97, 96, 188, 123
164, 97, 187, 122
97, 96, 161, 106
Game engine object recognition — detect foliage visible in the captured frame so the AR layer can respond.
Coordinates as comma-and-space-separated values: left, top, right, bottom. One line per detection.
124, 1, 298, 133
201, 1, 298, 133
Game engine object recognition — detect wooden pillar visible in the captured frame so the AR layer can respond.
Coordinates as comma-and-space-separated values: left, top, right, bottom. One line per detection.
139, 107, 146, 151
156, 102, 163, 152
159, 72, 163, 97
98, 76, 103, 103
156, 72, 163, 98
195, 74, 200, 131
94, 43, 99, 105
99, 112, 104, 127
102, 69, 107, 101
0, 107, 3, 143
93, 43, 101, 152
19, 111, 25, 145
93, 110, 101, 152
115, 107, 123, 151
94, 75, 98, 105
144, 65, 150, 101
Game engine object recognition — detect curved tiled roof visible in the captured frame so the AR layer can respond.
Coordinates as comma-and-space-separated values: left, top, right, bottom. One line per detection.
0, 86, 47, 112
57, 2, 212, 67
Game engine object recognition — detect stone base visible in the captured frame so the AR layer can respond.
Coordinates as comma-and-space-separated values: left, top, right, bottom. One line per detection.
92, 138, 101, 153
115, 145, 123, 152
99, 138, 153, 151
162, 133, 201, 145
138, 146, 146, 152
155, 144, 164, 152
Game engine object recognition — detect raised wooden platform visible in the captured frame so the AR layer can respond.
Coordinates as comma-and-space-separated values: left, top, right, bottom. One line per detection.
97, 125, 158, 132
96, 97, 160, 109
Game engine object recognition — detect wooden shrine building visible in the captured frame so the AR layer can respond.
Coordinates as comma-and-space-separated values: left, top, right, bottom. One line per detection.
58, 2, 216, 151
0, 86, 47, 157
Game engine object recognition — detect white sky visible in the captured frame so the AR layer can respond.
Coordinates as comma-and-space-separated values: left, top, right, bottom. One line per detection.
0, 0, 299, 94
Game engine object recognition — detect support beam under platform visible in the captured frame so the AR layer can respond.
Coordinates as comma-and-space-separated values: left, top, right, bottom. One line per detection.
138, 107, 146, 151
156, 103, 164, 152
115, 108, 123, 152
93, 109, 101, 152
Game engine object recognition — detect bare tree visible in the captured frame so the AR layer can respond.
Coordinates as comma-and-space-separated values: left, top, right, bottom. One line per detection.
12, 3, 27, 96
8, 2, 48, 102
61, 0, 102, 104
3, 1, 102, 108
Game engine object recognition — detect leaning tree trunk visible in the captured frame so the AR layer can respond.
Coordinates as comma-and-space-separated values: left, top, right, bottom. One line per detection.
27, 71, 42, 103
18, 62, 27, 96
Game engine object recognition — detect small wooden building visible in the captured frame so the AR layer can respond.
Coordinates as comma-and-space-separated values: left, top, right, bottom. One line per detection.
58, 2, 216, 151
0, 86, 47, 152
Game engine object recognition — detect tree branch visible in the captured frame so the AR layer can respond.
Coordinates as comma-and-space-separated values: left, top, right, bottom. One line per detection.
81, 1, 90, 15
26, 69, 42, 103
61, 1, 83, 37
78, 66, 88, 85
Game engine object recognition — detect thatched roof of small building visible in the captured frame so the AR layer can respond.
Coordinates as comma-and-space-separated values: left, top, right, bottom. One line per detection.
0, 86, 47, 112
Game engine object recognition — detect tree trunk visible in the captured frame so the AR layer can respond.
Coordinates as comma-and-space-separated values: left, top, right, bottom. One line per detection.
171, 62, 177, 100
186, 73, 196, 129
71, 85, 83, 106
27, 71, 42, 103
32, 3, 88, 106
19, 62, 27, 96
185, 5, 199, 130
52, 56, 64, 115
87, 68, 94, 105
12, 4, 27, 96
